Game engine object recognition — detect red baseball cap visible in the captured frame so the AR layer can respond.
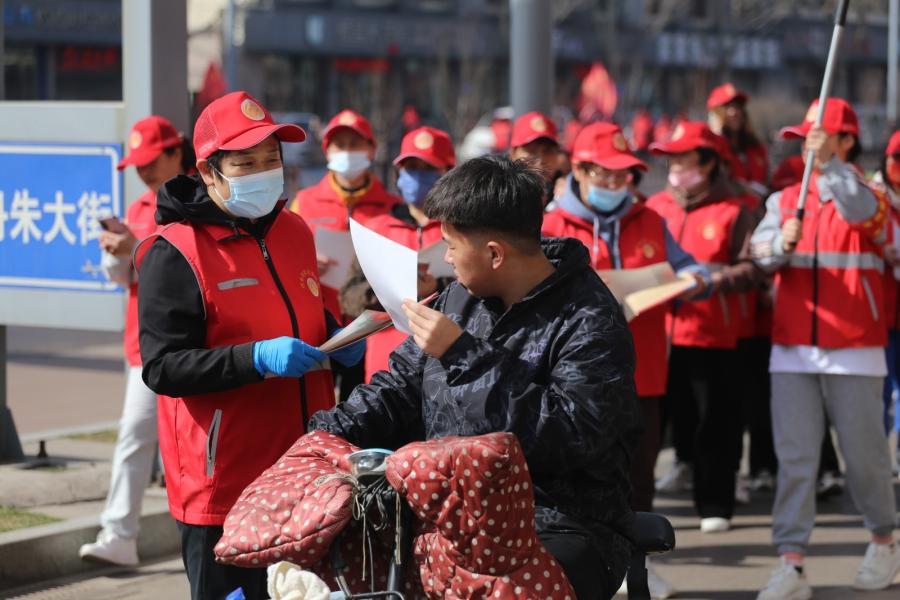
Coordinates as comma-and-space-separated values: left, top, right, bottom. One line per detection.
887, 130, 900, 156
117, 116, 182, 170
393, 126, 455, 169
322, 109, 375, 151
649, 121, 723, 156
706, 83, 748, 110
510, 111, 558, 148
193, 91, 306, 160
572, 122, 647, 171
780, 98, 859, 139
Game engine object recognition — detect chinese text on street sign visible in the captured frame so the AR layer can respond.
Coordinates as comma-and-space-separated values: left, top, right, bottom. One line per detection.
0, 143, 123, 292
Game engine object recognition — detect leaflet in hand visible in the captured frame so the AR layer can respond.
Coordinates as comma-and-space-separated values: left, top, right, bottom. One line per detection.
313, 228, 354, 289
597, 262, 697, 321
348, 218, 418, 334
318, 310, 393, 353
418, 240, 455, 279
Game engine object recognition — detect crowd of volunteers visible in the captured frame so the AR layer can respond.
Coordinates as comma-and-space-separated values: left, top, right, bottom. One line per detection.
79, 83, 900, 600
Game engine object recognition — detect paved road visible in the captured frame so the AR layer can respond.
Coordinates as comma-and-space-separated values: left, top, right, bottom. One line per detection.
6, 326, 125, 435
6, 477, 899, 599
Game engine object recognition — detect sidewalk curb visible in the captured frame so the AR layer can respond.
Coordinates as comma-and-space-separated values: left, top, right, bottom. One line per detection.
0, 507, 180, 591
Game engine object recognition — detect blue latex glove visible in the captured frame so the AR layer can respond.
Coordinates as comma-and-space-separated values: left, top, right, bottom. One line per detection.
252, 336, 327, 377
328, 328, 366, 368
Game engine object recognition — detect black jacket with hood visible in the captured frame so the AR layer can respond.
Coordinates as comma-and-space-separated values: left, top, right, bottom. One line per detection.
137, 174, 339, 397
310, 236, 639, 572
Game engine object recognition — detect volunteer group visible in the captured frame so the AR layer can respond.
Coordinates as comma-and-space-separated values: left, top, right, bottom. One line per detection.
82, 83, 900, 600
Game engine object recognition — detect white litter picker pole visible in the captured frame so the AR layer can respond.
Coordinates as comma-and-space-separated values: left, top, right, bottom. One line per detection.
788, 0, 850, 251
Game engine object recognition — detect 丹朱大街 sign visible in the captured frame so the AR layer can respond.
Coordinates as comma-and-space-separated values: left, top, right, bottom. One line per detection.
0, 142, 123, 292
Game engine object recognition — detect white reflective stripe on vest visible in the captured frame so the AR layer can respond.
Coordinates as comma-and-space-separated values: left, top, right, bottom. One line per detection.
787, 252, 884, 271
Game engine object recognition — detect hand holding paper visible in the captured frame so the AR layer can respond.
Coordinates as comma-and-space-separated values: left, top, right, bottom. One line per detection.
402, 298, 462, 358
598, 263, 697, 321
348, 219, 419, 334
313, 229, 354, 289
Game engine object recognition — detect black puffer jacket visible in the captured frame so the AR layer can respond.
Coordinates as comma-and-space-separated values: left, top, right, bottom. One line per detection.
310, 237, 639, 562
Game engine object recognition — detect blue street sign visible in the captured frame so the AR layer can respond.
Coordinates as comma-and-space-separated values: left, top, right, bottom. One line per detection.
0, 142, 123, 292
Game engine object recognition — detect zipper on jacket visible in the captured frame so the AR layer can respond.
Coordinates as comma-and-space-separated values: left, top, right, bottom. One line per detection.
668, 211, 690, 340
861, 275, 880, 322
256, 237, 310, 428
206, 409, 223, 477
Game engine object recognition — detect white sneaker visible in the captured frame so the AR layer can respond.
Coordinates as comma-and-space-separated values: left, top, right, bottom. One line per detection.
614, 559, 676, 599
853, 541, 900, 590
78, 529, 139, 567
647, 559, 676, 599
756, 558, 812, 600
735, 473, 751, 505
656, 461, 693, 493
700, 517, 731, 533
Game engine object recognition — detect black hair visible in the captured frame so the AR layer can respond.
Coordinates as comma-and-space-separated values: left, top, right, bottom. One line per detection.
165, 137, 196, 174
839, 133, 861, 164
696, 147, 721, 181
423, 155, 544, 253
206, 140, 284, 179
629, 166, 643, 188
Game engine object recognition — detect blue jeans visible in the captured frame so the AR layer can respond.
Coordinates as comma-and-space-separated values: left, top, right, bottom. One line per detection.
883, 330, 900, 442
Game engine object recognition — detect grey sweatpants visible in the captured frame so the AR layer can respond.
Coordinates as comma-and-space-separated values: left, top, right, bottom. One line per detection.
771, 372, 897, 554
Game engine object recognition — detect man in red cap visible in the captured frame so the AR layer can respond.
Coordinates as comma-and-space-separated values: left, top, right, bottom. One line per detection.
871, 130, 900, 461
645, 121, 760, 534
751, 98, 899, 599
291, 109, 400, 399
509, 111, 563, 202
341, 126, 456, 382
542, 122, 708, 599
707, 83, 769, 198
78, 116, 193, 567
134, 91, 363, 599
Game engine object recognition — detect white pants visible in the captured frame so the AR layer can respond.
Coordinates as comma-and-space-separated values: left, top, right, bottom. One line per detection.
100, 366, 158, 540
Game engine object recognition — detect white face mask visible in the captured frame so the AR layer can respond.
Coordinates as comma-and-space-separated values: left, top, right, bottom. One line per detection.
327, 150, 371, 179
212, 166, 284, 219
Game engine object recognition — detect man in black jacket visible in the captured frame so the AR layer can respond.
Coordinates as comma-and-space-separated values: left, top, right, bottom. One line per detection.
310, 155, 639, 599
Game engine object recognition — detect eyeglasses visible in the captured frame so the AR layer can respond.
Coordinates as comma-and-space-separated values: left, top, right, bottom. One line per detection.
577, 163, 631, 185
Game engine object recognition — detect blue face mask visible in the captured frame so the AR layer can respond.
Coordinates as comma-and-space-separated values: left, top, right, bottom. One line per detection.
212, 166, 284, 219
586, 185, 630, 213
397, 169, 442, 207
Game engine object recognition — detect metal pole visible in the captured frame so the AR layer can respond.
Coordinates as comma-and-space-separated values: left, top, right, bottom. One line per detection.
510, 0, 553, 118
890, 0, 899, 125
224, 0, 237, 91
0, 0, 5, 101
0, 326, 24, 462
788, 0, 850, 251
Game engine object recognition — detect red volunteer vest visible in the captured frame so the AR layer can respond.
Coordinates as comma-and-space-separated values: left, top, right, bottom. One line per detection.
123, 190, 159, 366
773, 176, 888, 348
363, 213, 443, 382
292, 174, 400, 322
542, 202, 669, 396
884, 208, 900, 331
730, 141, 769, 187
135, 210, 335, 526
647, 191, 744, 349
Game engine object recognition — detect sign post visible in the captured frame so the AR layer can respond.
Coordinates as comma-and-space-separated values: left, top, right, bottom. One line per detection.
0, 0, 187, 461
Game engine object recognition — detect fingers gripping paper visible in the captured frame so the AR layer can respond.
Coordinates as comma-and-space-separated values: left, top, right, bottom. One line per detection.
598, 262, 696, 321
348, 218, 418, 334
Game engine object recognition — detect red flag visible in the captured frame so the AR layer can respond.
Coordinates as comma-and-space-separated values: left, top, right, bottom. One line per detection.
630, 109, 654, 152
578, 62, 617, 121
194, 62, 228, 120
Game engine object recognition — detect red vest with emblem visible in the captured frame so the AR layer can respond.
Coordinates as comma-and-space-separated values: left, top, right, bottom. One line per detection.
646, 191, 743, 349
731, 141, 769, 187
363, 214, 443, 382
773, 175, 888, 348
291, 174, 400, 322
135, 210, 335, 526
542, 202, 669, 396
123, 190, 159, 366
